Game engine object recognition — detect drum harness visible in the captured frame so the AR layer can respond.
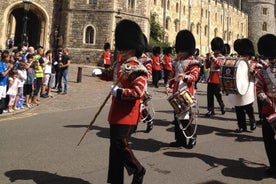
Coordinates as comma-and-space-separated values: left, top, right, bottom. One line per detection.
174, 58, 199, 139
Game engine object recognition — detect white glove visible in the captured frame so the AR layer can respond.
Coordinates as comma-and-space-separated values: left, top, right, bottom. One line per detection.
111, 85, 119, 97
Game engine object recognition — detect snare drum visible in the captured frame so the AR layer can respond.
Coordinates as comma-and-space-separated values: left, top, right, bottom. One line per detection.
220, 58, 249, 95
168, 89, 194, 114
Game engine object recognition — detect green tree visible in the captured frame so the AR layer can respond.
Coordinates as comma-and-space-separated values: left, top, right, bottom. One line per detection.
149, 13, 169, 48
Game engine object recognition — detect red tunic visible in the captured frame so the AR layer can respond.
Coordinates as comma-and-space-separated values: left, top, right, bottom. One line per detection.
163, 54, 173, 71
205, 55, 224, 84
108, 57, 148, 125
168, 56, 199, 96
102, 50, 111, 65
152, 55, 161, 71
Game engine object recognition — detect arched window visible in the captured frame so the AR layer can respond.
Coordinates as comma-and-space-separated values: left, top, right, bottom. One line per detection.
174, 19, 179, 32
176, 3, 179, 13
204, 25, 208, 36
214, 28, 218, 37
161, 0, 164, 8
154, 0, 157, 5
165, 17, 171, 30
167, 0, 170, 10
88, 0, 97, 4
183, 6, 185, 15
196, 23, 201, 35
262, 22, 267, 31
84, 25, 95, 44
128, 0, 135, 9
190, 23, 195, 33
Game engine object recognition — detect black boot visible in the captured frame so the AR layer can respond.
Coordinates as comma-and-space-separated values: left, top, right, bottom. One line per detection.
146, 121, 153, 133
132, 167, 146, 184
250, 120, 256, 131
205, 111, 215, 117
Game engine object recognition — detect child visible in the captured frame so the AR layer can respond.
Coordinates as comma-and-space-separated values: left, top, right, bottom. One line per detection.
7, 70, 20, 112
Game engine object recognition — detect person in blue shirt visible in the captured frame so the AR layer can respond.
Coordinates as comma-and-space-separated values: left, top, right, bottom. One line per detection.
0, 50, 14, 114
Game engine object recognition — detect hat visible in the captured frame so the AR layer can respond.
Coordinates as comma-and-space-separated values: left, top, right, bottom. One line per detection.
104, 42, 110, 50
257, 34, 276, 59
152, 46, 161, 55
236, 38, 255, 56
233, 39, 241, 53
115, 19, 145, 58
222, 43, 231, 56
175, 30, 196, 55
211, 37, 224, 52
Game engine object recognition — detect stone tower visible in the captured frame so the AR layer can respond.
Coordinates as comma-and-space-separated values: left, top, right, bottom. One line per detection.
242, 0, 276, 48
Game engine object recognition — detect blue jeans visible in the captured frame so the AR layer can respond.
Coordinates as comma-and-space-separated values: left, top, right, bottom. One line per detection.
58, 69, 68, 93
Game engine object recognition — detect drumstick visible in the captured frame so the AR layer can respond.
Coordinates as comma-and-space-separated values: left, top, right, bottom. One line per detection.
77, 75, 123, 146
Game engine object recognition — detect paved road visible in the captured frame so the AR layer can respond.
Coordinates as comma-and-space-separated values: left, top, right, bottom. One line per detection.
0, 64, 275, 184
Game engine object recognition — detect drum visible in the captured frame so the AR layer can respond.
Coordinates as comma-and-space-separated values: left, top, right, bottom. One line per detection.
220, 58, 249, 95
168, 88, 194, 114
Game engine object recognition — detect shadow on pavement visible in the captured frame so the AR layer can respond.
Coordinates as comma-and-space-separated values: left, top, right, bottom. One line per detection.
163, 152, 270, 181
5, 169, 90, 184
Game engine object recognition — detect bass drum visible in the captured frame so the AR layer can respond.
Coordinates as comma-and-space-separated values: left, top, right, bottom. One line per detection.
220, 58, 249, 95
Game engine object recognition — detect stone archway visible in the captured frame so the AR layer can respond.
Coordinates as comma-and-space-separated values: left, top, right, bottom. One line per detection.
3, 2, 49, 49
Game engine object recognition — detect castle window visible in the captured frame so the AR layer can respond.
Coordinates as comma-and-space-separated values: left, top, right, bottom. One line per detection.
84, 25, 95, 44
204, 25, 208, 36
196, 23, 201, 35
183, 6, 186, 15
165, 17, 170, 30
174, 19, 179, 32
263, 8, 268, 15
167, 0, 170, 10
154, 0, 157, 5
176, 3, 179, 13
190, 23, 195, 33
262, 22, 267, 31
214, 28, 218, 37
88, 0, 97, 4
128, 0, 135, 9
201, 8, 203, 17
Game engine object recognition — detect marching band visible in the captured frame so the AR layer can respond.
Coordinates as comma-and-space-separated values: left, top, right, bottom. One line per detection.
91, 19, 276, 182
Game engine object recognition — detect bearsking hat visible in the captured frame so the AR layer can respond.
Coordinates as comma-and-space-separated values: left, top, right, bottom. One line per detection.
175, 29, 196, 55
152, 46, 161, 55
104, 42, 110, 50
236, 38, 255, 56
211, 37, 224, 52
222, 43, 231, 56
257, 34, 276, 59
233, 39, 241, 53
115, 19, 145, 58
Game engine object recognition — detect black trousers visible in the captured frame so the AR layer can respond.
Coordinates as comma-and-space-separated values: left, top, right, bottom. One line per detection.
152, 70, 161, 87
262, 118, 276, 168
107, 124, 143, 184
163, 69, 171, 85
174, 111, 196, 145
207, 83, 224, 112
235, 103, 255, 129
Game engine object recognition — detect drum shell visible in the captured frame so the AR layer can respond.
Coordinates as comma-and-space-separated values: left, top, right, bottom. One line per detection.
220, 58, 249, 95
168, 89, 194, 114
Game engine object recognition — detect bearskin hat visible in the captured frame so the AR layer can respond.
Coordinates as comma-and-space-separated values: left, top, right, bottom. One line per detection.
236, 39, 255, 56
211, 37, 224, 52
166, 47, 173, 55
257, 34, 276, 59
233, 39, 241, 53
104, 42, 110, 50
222, 43, 231, 56
143, 34, 151, 52
115, 19, 145, 58
152, 46, 161, 55
175, 30, 196, 55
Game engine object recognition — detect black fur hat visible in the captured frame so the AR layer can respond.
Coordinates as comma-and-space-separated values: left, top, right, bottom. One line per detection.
222, 43, 231, 56
104, 42, 110, 50
175, 30, 196, 55
152, 46, 161, 55
233, 39, 241, 53
236, 38, 255, 56
257, 34, 276, 59
211, 37, 224, 52
115, 19, 145, 58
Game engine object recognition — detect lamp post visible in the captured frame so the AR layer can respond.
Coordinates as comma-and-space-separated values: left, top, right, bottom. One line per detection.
22, 0, 32, 45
